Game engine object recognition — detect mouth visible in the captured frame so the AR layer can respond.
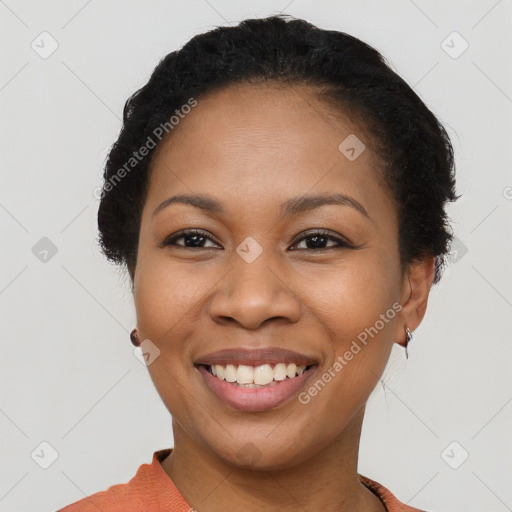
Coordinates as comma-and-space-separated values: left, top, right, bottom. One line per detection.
194, 347, 318, 411
199, 362, 315, 387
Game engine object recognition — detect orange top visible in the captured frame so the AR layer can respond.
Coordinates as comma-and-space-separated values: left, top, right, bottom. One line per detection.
57, 449, 426, 512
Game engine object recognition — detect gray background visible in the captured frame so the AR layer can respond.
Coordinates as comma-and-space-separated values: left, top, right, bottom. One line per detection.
1, 1, 511, 511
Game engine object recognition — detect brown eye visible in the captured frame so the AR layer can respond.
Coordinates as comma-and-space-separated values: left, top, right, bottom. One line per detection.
160, 229, 221, 249
290, 230, 353, 251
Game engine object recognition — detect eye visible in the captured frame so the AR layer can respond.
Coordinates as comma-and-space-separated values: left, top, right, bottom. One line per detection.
289, 229, 353, 251
159, 228, 354, 251
159, 229, 221, 249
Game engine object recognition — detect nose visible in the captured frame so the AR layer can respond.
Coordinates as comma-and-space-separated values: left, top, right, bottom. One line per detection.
208, 251, 302, 330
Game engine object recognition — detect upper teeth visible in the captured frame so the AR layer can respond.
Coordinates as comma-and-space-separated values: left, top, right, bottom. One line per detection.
210, 363, 307, 385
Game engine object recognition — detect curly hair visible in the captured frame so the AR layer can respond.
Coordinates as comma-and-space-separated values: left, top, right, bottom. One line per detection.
97, 14, 458, 283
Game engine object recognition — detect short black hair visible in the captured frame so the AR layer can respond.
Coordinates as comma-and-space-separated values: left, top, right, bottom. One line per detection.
97, 14, 458, 283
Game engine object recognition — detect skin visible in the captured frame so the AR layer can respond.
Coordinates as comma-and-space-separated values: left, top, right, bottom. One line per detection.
132, 83, 435, 511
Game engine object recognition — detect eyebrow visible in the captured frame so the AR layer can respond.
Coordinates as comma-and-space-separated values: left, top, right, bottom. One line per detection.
152, 192, 371, 221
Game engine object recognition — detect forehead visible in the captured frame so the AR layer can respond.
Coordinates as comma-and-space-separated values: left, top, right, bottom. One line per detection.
145, 83, 394, 224
156, 83, 373, 156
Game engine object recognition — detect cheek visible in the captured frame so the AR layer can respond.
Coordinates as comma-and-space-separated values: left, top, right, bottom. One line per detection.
291, 263, 400, 442
296, 248, 401, 339
133, 257, 203, 415
290, 252, 401, 413
133, 245, 208, 340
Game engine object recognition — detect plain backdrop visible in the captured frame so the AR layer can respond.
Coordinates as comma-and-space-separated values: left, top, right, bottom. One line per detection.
1, 1, 511, 511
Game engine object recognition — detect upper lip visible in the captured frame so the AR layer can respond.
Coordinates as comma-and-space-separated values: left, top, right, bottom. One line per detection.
194, 347, 318, 367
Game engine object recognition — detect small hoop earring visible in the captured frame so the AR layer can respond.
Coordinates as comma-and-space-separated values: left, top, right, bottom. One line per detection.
405, 327, 413, 359
130, 328, 140, 347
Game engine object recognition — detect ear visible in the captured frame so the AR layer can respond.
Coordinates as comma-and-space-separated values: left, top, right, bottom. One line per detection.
394, 256, 436, 347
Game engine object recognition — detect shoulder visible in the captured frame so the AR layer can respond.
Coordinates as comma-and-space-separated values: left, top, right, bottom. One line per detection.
359, 474, 431, 512
56, 465, 150, 511
56, 449, 175, 512
56, 483, 137, 511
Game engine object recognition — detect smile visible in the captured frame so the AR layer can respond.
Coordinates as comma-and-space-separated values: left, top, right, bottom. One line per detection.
194, 347, 319, 411
204, 362, 312, 387
195, 363, 317, 412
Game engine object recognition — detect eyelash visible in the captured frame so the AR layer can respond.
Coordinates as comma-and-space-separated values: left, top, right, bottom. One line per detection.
159, 228, 354, 251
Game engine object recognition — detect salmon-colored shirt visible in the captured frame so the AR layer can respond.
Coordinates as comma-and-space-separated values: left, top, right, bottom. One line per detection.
57, 448, 426, 511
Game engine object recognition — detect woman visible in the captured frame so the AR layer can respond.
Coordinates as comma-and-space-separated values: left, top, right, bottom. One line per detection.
58, 14, 457, 512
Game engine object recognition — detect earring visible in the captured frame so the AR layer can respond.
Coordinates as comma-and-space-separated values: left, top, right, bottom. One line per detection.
130, 328, 140, 347
405, 327, 413, 359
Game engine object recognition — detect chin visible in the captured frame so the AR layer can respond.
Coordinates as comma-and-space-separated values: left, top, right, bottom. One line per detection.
205, 434, 316, 472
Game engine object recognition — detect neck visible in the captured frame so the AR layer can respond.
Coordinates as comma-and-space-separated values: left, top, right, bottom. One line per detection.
161, 407, 386, 512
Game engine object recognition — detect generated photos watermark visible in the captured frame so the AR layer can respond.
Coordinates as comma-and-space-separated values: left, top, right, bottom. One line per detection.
93, 97, 198, 200
298, 301, 402, 405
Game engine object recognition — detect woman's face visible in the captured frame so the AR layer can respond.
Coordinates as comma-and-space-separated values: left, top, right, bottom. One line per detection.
133, 84, 408, 469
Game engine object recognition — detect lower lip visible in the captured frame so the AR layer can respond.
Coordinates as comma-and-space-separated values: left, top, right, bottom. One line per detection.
197, 365, 316, 412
